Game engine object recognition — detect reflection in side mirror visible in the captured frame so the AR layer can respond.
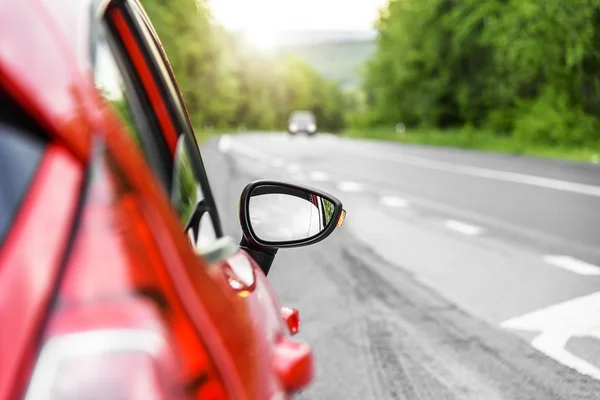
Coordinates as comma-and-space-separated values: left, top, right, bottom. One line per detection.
239, 180, 345, 249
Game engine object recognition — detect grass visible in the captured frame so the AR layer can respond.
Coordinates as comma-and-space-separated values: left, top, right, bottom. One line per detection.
344, 127, 600, 163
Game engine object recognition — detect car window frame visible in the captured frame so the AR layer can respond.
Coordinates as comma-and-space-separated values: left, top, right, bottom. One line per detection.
90, 0, 173, 191
97, 0, 224, 240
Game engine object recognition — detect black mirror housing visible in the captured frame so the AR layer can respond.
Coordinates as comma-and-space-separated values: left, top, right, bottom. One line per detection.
239, 180, 345, 250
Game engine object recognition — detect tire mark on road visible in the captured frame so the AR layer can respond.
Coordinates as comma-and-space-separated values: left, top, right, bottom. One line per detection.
335, 238, 600, 400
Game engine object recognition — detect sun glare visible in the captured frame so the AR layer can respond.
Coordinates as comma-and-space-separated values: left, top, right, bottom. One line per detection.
243, 28, 280, 49
208, 0, 388, 47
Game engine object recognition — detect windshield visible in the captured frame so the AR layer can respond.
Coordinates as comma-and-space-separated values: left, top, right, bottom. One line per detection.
289, 112, 315, 123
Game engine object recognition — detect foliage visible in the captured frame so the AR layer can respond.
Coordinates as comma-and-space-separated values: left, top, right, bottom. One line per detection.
323, 199, 335, 224
362, 0, 600, 148
139, 0, 600, 154
140, 0, 347, 132
345, 126, 600, 162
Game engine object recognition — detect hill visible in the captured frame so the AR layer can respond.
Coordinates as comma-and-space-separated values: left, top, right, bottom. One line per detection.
272, 30, 376, 90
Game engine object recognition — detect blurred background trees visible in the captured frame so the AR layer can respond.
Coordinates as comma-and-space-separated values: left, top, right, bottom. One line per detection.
141, 0, 600, 152
141, 0, 345, 133
364, 0, 600, 148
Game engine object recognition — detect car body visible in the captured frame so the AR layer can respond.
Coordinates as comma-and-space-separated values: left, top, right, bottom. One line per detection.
287, 111, 317, 136
0, 0, 319, 398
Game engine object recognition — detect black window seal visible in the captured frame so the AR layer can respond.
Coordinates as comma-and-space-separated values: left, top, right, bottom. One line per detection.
90, 0, 174, 193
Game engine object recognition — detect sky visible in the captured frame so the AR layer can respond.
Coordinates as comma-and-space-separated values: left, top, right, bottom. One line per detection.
207, 0, 387, 47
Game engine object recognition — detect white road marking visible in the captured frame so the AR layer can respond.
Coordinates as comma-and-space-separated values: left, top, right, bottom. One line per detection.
286, 164, 301, 173
380, 196, 408, 208
356, 181, 600, 258
502, 292, 600, 380
218, 135, 268, 161
217, 135, 231, 152
543, 255, 600, 276
224, 135, 600, 197
319, 133, 339, 142
368, 153, 600, 198
309, 171, 329, 182
337, 181, 363, 192
291, 172, 308, 181
444, 220, 483, 236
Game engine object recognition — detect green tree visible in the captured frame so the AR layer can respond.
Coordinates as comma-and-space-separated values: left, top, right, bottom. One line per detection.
141, 0, 348, 133
363, 0, 600, 147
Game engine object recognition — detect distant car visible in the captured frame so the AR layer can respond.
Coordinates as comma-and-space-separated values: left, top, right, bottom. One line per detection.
288, 111, 317, 136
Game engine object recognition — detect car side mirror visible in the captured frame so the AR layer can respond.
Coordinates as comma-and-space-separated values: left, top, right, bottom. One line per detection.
240, 180, 345, 248
238, 180, 346, 275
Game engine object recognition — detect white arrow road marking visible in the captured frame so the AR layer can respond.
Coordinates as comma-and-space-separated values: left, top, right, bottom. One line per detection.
444, 220, 483, 236
543, 255, 600, 276
337, 181, 363, 192
380, 196, 408, 208
502, 292, 600, 380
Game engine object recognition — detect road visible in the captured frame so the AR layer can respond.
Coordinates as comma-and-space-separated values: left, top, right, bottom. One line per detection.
202, 132, 600, 399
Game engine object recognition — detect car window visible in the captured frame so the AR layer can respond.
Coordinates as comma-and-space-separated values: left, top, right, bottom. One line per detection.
0, 93, 47, 247
130, 4, 223, 241
290, 112, 316, 123
92, 18, 173, 190
173, 135, 217, 249
99, 2, 223, 247
94, 26, 142, 148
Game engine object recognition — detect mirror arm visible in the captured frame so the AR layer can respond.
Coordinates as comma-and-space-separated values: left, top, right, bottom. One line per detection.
184, 201, 210, 232
239, 236, 278, 277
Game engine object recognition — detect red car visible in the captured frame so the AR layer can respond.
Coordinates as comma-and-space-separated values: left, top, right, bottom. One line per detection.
0, 0, 345, 399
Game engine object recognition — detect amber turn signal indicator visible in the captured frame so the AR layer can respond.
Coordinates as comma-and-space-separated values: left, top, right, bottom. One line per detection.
337, 210, 346, 227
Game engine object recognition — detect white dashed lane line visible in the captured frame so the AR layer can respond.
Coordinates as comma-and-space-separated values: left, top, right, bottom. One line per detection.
337, 181, 364, 192
286, 164, 301, 173
380, 196, 409, 208
543, 255, 600, 276
444, 220, 483, 236
359, 151, 600, 197
309, 171, 330, 182
271, 158, 284, 167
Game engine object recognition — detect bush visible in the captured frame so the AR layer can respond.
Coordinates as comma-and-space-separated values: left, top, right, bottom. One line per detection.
513, 88, 600, 147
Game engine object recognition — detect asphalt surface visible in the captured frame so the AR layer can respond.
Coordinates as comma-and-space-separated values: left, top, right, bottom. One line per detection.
202, 132, 600, 399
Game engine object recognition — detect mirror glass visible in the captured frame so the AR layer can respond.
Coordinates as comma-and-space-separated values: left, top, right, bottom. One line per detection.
248, 185, 336, 243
